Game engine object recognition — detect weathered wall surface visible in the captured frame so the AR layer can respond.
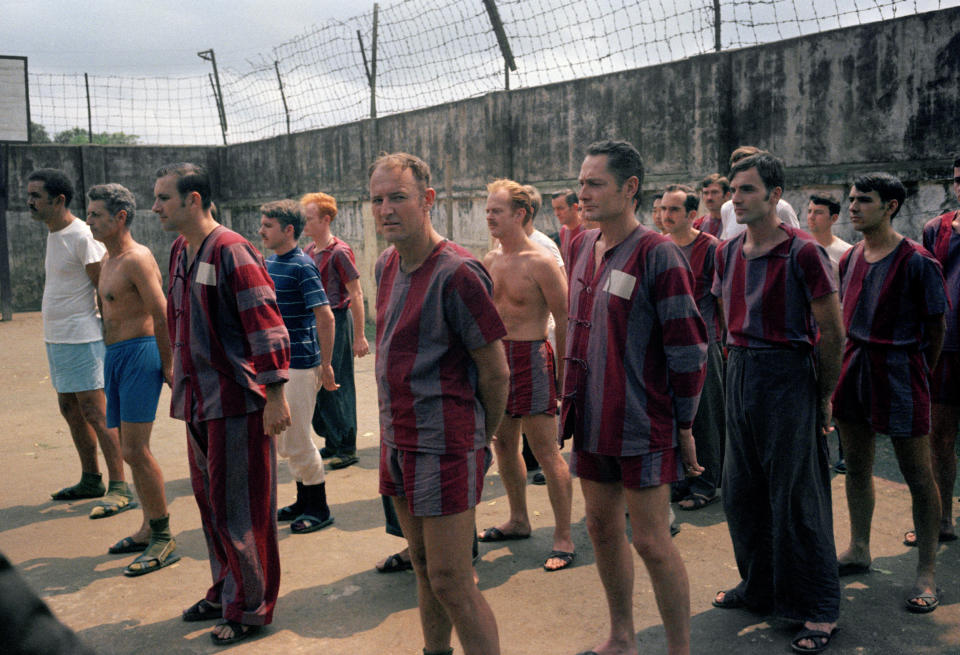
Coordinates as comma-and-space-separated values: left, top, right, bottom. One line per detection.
3, 7, 958, 312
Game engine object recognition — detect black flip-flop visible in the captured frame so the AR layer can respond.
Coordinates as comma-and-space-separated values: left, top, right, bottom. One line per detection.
376, 552, 412, 573
290, 514, 334, 534
210, 620, 260, 646
477, 526, 530, 542
543, 550, 575, 572
905, 587, 942, 613
182, 599, 222, 622
790, 626, 838, 653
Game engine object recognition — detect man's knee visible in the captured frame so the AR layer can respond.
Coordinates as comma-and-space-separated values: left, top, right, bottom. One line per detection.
76, 394, 107, 427
631, 530, 672, 564
57, 393, 81, 420
121, 437, 152, 467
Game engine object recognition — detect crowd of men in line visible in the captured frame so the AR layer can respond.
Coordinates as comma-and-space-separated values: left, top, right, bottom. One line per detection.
12, 144, 960, 655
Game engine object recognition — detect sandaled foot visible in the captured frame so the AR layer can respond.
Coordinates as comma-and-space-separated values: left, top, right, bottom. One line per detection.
123, 538, 181, 577
291, 513, 334, 534
211, 620, 260, 645
791, 626, 837, 653
182, 598, 222, 622
51, 473, 105, 500
677, 492, 719, 511
108, 535, 148, 554
905, 587, 942, 613
328, 453, 358, 470
543, 550, 575, 572
89, 482, 136, 519
477, 526, 531, 542
712, 588, 746, 609
277, 502, 301, 522
903, 529, 958, 547
376, 551, 412, 573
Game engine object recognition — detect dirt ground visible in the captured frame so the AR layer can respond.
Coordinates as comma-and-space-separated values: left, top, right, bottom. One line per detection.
1, 311, 959, 654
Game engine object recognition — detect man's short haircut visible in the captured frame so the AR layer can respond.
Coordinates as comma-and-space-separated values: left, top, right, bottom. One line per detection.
809, 193, 841, 217
552, 189, 578, 206
300, 192, 338, 221
729, 152, 785, 194
653, 192, 663, 202
664, 184, 700, 213
585, 140, 644, 205
524, 184, 542, 223
27, 168, 74, 206
155, 162, 213, 210
87, 183, 137, 226
728, 145, 762, 168
700, 173, 731, 194
368, 152, 431, 193
260, 199, 305, 239
954, 155, 960, 169
851, 172, 907, 219
488, 179, 534, 225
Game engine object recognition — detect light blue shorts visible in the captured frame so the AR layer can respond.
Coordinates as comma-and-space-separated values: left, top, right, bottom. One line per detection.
45, 340, 105, 393
104, 336, 163, 428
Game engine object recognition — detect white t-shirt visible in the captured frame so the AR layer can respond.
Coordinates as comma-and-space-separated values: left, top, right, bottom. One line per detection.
823, 236, 853, 286
720, 198, 799, 240
529, 229, 565, 269
42, 218, 106, 343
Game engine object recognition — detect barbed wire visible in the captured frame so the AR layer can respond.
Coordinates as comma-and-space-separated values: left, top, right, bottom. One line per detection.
26, 0, 958, 146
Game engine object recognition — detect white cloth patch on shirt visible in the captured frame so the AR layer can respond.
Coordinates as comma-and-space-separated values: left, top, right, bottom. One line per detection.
603, 269, 636, 299
196, 262, 217, 286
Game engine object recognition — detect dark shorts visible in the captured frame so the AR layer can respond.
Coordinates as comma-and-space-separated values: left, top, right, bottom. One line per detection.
930, 350, 960, 407
570, 448, 682, 490
104, 336, 163, 428
379, 442, 492, 517
504, 339, 557, 417
832, 343, 930, 437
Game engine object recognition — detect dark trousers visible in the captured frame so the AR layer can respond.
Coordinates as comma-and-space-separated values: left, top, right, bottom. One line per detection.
723, 347, 840, 623
688, 340, 725, 496
313, 307, 358, 454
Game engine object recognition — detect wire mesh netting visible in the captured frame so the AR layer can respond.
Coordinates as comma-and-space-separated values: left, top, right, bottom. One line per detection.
26, 0, 959, 146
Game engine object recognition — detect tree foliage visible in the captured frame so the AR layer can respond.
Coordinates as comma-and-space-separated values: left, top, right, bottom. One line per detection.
29, 121, 52, 143
52, 127, 140, 145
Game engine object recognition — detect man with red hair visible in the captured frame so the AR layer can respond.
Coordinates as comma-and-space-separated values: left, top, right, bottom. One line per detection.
302, 192, 370, 470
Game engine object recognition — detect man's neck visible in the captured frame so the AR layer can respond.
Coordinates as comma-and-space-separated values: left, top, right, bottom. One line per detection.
563, 217, 583, 231
181, 213, 220, 250
272, 240, 297, 257
395, 224, 443, 273
598, 212, 639, 251
744, 212, 787, 251
312, 226, 334, 249
46, 210, 75, 233
499, 228, 531, 254
709, 208, 722, 220
669, 226, 699, 247
813, 231, 836, 249
860, 222, 901, 261
104, 230, 136, 258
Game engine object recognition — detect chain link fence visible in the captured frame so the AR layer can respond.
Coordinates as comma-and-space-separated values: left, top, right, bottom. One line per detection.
27, 0, 958, 145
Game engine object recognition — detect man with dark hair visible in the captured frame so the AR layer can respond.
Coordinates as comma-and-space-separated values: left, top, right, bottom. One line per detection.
480, 179, 573, 571
552, 188, 583, 266
660, 184, 725, 511
154, 162, 291, 645
712, 152, 844, 654
259, 199, 337, 535
301, 191, 369, 470
27, 169, 130, 514
834, 173, 946, 614
807, 194, 851, 284
917, 156, 960, 549
651, 192, 665, 233
371, 152, 509, 655
693, 173, 730, 237
563, 140, 707, 655
86, 183, 179, 576
719, 146, 799, 239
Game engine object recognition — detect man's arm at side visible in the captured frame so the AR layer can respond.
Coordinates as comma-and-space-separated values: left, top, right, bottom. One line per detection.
924, 314, 946, 373
344, 278, 370, 357
810, 291, 844, 432
468, 339, 509, 442
263, 381, 291, 437
313, 304, 339, 391
128, 252, 174, 384
532, 254, 568, 384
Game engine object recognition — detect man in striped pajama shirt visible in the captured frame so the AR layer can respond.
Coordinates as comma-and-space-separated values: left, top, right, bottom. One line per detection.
154, 162, 291, 646
562, 140, 707, 655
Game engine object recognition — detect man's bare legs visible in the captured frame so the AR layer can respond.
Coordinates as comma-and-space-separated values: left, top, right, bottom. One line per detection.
57, 392, 100, 475
121, 421, 168, 542
394, 498, 500, 655
486, 415, 574, 561
929, 403, 959, 539
837, 418, 941, 606
73, 389, 125, 482
580, 479, 691, 655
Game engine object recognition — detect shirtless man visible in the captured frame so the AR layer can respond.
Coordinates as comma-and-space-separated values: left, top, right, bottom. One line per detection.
479, 178, 575, 571
86, 183, 178, 576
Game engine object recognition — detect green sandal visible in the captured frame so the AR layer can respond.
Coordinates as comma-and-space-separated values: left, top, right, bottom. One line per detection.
123, 538, 180, 577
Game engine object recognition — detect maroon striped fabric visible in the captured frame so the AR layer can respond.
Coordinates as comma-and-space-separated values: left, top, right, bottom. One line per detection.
304, 237, 360, 310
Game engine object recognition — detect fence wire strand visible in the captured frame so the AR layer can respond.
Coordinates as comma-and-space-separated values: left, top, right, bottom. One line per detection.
26, 0, 957, 146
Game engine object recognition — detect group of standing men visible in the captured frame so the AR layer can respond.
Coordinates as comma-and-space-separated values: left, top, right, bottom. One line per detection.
26, 146, 960, 655
31, 163, 365, 645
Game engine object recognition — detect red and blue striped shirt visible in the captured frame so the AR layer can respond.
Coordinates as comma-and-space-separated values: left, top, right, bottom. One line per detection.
304, 237, 360, 310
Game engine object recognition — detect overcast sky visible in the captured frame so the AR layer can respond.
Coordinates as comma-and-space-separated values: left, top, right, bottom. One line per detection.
1, 0, 361, 74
